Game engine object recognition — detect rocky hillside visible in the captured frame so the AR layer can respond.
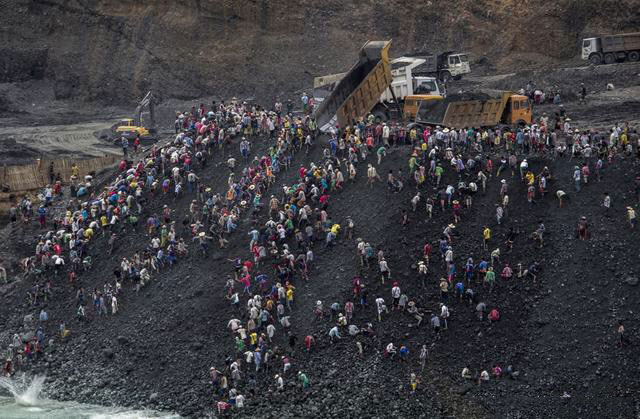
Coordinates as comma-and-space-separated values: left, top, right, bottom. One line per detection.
1, 0, 639, 104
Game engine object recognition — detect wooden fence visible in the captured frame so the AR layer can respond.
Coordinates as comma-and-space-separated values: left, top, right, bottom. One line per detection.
0, 155, 120, 214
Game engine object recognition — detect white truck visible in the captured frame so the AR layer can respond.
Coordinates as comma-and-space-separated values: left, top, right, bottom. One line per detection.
582, 33, 640, 65
396, 51, 471, 83
382, 56, 442, 100
314, 56, 445, 123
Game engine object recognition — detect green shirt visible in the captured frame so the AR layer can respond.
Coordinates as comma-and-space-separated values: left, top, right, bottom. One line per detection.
299, 373, 310, 387
485, 271, 495, 283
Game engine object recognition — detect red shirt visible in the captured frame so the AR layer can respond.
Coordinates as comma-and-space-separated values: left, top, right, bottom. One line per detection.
304, 335, 315, 349
423, 244, 432, 257
489, 309, 500, 321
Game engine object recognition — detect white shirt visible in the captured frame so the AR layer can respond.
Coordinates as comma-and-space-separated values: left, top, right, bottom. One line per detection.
379, 260, 389, 272
391, 286, 401, 298
445, 250, 453, 263
266, 324, 276, 337
375, 298, 385, 312
237, 328, 247, 339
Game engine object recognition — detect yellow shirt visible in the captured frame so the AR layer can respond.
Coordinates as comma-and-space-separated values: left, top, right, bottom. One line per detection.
84, 228, 94, 239
483, 228, 491, 240
330, 224, 341, 235
525, 172, 535, 185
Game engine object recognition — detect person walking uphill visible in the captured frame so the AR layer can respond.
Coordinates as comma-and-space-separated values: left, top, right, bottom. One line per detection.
379, 257, 391, 284
482, 226, 491, 250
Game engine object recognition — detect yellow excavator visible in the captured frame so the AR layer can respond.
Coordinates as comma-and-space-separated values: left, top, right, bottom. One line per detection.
114, 91, 156, 140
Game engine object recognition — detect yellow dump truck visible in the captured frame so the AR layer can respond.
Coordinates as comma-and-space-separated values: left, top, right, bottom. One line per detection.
314, 55, 443, 124
315, 40, 393, 131
411, 90, 532, 128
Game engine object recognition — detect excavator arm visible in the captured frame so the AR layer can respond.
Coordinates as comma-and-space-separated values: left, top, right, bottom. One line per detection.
135, 91, 156, 131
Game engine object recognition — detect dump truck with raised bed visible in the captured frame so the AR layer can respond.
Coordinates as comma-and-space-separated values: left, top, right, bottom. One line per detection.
314, 40, 393, 132
412, 90, 532, 129
314, 55, 442, 126
582, 33, 640, 65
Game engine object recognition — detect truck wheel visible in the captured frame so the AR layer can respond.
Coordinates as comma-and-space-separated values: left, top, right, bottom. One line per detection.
604, 53, 615, 64
628, 51, 640, 62
439, 71, 451, 83
373, 112, 387, 124
588, 53, 602, 65
515, 119, 526, 127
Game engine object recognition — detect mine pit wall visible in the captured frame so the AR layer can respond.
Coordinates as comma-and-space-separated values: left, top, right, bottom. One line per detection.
0, 48, 48, 83
1, 0, 639, 106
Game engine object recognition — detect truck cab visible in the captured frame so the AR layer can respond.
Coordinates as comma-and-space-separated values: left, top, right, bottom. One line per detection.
503, 95, 532, 126
445, 53, 470, 76
413, 77, 440, 95
403, 95, 444, 122
581, 38, 601, 63
439, 53, 471, 81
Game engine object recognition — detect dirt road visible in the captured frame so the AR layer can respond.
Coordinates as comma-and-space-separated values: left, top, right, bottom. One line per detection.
0, 122, 122, 165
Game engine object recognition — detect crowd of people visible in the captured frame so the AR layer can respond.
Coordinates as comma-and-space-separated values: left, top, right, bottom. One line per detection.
2, 88, 638, 415
4, 98, 321, 380
211, 94, 640, 412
